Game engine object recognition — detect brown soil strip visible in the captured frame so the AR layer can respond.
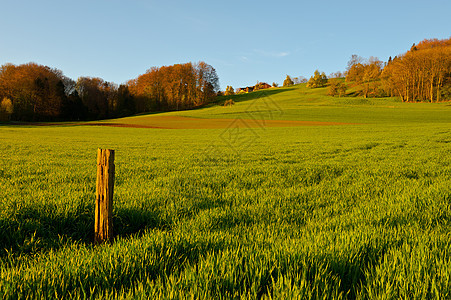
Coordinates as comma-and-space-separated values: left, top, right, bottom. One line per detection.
6, 116, 357, 129
87, 116, 356, 129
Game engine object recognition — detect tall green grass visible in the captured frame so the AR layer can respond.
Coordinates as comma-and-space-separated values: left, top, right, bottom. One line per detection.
1, 85, 450, 298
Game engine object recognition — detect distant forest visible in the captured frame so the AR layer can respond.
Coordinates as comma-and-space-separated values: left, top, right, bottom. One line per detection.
1, 37, 450, 122
0, 62, 219, 122
339, 38, 451, 101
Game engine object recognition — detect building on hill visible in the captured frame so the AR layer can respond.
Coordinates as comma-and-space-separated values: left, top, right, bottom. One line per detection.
238, 82, 272, 93
254, 82, 272, 90
238, 86, 254, 93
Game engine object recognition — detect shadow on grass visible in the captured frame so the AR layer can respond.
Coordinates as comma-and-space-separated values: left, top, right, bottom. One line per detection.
318, 241, 391, 299
0, 204, 172, 257
261, 240, 392, 299
217, 88, 296, 105
1, 200, 394, 299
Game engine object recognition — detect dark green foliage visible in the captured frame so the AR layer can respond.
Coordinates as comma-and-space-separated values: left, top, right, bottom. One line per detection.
117, 85, 136, 117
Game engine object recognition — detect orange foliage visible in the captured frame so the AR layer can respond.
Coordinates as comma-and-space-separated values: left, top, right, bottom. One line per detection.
346, 57, 383, 98
0, 61, 220, 121
382, 38, 451, 102
0, 63, 66, 120
415, 37, 451, 50
128, 62, 219, 111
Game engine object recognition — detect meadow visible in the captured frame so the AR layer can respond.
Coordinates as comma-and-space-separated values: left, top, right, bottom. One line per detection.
0, 84, 450, 299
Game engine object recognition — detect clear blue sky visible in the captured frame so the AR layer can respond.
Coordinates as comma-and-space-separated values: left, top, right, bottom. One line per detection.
1, 0, 450, 89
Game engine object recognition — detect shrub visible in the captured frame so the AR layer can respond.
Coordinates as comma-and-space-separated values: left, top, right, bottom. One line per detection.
224, 99, 235, 106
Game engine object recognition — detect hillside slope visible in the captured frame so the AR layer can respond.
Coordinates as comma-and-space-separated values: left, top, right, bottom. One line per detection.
100, 84, 451, 128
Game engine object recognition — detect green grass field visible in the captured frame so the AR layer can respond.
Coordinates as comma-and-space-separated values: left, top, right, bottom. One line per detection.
1, 84, 450, 299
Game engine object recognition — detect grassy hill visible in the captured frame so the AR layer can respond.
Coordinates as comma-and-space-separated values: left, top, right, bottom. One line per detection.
1, 85, 450, 298
108, 83, 451, 125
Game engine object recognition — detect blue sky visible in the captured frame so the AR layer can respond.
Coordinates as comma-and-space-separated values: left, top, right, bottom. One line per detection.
1, 0, 450, 89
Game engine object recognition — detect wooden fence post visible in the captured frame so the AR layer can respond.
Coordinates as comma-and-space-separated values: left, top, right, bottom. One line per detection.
95, 148, 115, 244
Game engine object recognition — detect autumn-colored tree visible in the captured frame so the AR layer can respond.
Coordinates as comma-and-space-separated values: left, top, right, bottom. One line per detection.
415, 38, 451, 50
0, 97, 13, 121
224, 99, 235, 106
307, 70, 328, 88
381, 38, 451, 102
329, 71, 344, 79
0, 63, 68, 120
254, 82, 271, 90
224, 85, 235, 96
283, 75, 294, 87
361, 57, 383, 98
347, 54, 364, 70
328, 79, 339, 97
346, 55, 365, 83
128, 61, 219, 112
345, 56, 383, 98
328, 79, 347, 97
339, 82, 347, 97
0, 61, 217, 120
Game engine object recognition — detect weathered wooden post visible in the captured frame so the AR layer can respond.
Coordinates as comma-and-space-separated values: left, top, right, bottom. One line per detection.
95, 148, 115, 244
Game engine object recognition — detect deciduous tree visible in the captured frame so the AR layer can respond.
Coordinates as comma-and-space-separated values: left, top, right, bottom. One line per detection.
283, 75, 294, 87
128, 61, 219, 112
0, 63, 67, 120
0, 97, 13, 121
381, 38, 451, 102
346, 56, 383, 98
307, 70, 328, 88
328, 79, 347, 97
224, 85, 235, 96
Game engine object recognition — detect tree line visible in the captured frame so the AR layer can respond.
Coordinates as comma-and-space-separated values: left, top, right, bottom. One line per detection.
127, 62, 219, 112
345, 37, 451, 102
345, 55, 384, 98
0, 61, 219, 121
382, 38, 451, 102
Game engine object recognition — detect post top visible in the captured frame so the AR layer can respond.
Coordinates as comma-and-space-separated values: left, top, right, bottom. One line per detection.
97, 148, 115, 165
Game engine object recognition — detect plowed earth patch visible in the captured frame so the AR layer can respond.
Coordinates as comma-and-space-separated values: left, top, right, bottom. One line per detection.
88, 116, 356, 129
7, 116, 357, 129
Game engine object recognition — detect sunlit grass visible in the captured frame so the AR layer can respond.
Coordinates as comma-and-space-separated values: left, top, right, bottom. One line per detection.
0, 86, 450, 298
